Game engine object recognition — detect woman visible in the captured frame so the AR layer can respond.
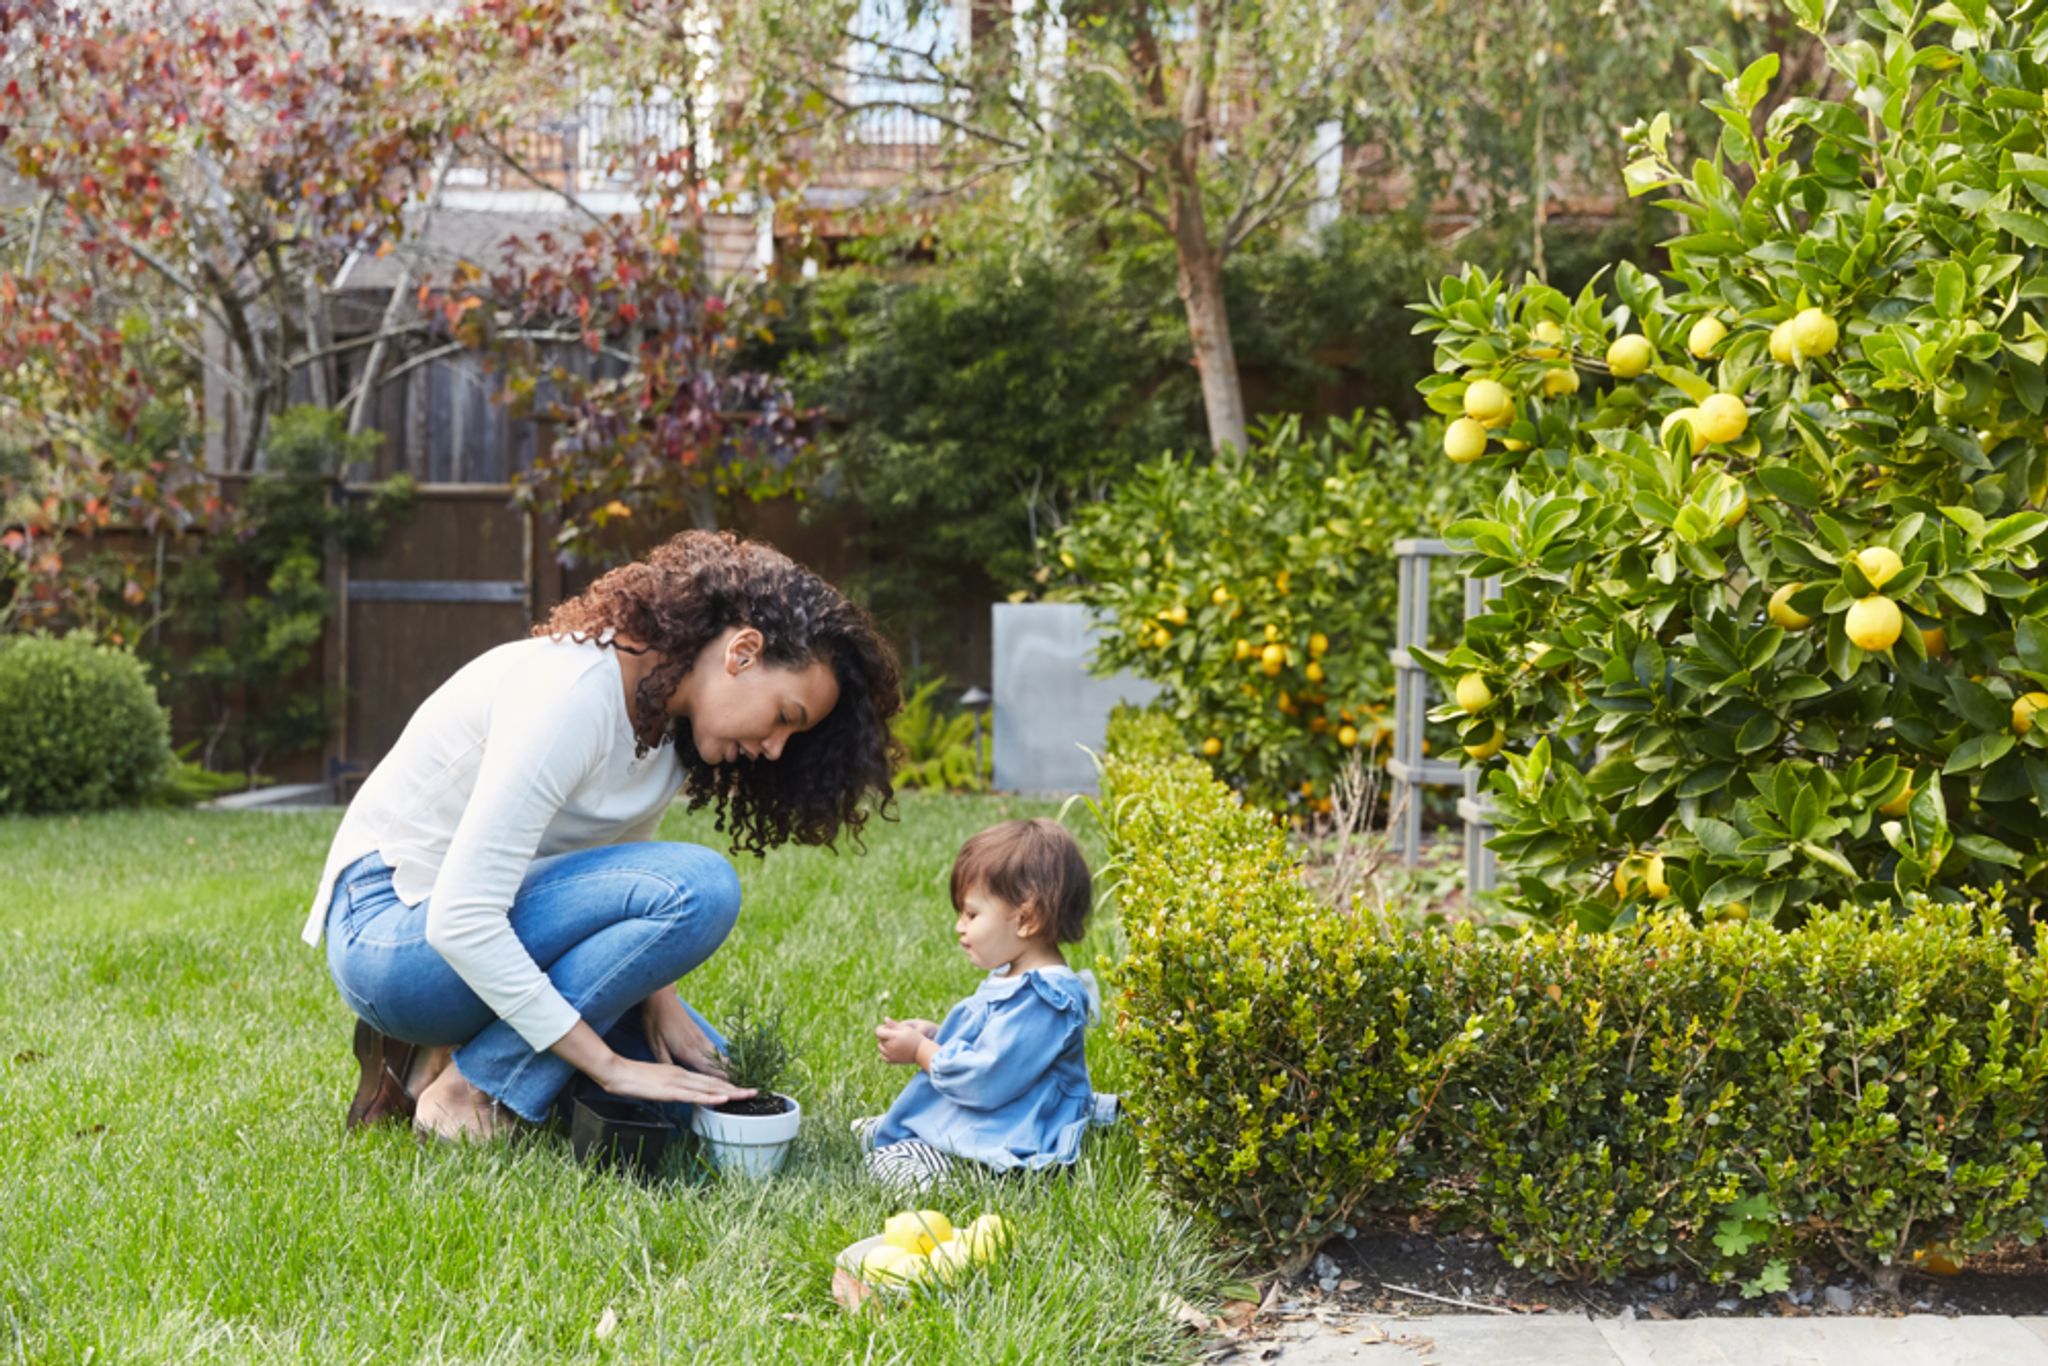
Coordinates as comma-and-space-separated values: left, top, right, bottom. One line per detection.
303, 530, 901, 1141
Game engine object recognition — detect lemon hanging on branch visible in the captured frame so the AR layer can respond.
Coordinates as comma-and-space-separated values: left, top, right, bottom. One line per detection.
1768, 583, 1813, 630
1444, 417, 1489, 463
1853, 545, 1903, 589
1606, 334, 1653, 378
1845, 595, 1903, 652
1687, 316, 1728, 357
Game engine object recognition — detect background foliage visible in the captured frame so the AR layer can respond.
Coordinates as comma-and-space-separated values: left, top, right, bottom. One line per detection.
1411, 1, 2048, 929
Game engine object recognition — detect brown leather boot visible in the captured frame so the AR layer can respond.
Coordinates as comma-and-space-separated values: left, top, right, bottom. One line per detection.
346, 1018, 420, 1131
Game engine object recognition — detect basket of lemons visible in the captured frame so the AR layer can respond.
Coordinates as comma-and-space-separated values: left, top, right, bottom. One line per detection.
832, 1210, 1010, 1307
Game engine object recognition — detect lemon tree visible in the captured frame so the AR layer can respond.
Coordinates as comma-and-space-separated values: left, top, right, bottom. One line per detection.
1411, 0, 2048, 927
1050, 413, 1471, 809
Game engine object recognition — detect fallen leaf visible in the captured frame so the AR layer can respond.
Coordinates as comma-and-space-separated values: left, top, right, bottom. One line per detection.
832, 1268, 875, 1313
594, 1307, 618, 1340
1338, 1279, 1362, 1292
11, 1050, 46, 1065
1216, 1298, 1261, 1337
1167, 1295, 1214, 1334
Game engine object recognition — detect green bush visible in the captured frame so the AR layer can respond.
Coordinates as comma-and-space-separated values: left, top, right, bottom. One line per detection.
1103, 749, 2048, 1286
1053, 412, 1472, 809
891, 678, 990, 793
0, 632, 173, 813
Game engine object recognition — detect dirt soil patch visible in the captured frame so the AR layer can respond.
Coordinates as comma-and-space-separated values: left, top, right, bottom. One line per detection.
1283, 1226, 2048, 1321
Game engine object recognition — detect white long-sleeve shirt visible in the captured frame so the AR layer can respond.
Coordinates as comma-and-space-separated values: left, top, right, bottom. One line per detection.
302, 635, 686, 1051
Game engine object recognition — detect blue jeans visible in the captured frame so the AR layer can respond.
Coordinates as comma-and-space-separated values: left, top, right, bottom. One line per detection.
324, 842, 740, 1123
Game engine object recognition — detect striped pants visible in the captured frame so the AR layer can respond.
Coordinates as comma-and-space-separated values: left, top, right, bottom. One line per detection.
851, 1116, 955, 1195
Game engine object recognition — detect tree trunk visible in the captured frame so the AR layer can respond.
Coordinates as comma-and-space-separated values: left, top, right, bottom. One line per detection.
1172, 205, 1249, 454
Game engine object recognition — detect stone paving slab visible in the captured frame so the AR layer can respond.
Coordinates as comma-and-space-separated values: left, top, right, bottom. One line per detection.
1261, 1313, 2048, 1365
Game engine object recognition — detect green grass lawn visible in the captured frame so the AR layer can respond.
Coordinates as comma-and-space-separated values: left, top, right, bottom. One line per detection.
0, 794, 1223, 1363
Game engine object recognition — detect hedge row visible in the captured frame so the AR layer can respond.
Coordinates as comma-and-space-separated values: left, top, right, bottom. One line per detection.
1101, 748, 2048, 1287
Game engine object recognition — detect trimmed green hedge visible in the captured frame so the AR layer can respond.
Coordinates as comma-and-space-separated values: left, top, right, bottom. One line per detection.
1101, 748, 2048, 1286
0, 633, 173, 814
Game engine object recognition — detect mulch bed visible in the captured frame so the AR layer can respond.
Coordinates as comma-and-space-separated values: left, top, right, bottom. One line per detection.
1290, 1226, 2048, 1320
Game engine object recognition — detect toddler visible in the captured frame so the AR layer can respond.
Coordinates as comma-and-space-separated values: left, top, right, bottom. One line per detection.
855, 818, 1117, 1193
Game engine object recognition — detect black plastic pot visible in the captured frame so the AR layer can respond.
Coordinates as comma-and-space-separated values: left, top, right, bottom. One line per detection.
569, 1093, 677, 1177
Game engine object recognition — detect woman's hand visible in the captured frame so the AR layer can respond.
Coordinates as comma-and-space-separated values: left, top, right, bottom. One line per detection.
600, 1055, 756, 1109
876, 1016, 934, 1066
642, 988, 728, 1077
551, 1018, 751, 1107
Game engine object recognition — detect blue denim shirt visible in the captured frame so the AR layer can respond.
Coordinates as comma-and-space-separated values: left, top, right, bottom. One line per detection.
870, 965, 1098, 1171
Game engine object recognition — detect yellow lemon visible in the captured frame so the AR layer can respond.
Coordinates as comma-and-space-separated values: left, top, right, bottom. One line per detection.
1914, 1244, 1964, 1278
1878, 781, 1915, 818
1201, 736, 1222, 757
862, 1243, 915, 1283
1845, 595, 1903, 652
1151, 626, 1171, 649
1528, 319, 1565, 358
1768, 583, 1813, 630
1921, 624, 1947, 658
1234, 637, 1253, 662
1540, 366, 1580, 398
1718, 902, 1750, 923
929, 1239, 973, 1285
1265, 623, 1281, 643
1337, 724, 1359, 748
1789, 307, 1839, 357
1309, 632, 1329, 657
1164, 604, 1189, 626
1694, 393, 1749, 444
1444, 416, 1489, 463
1660, 407, 1702, 445
884, 1210, 953, 1255
1455, 672, 1494, 713
1260, 644, 1285, 676
1211, 585, 1231, 606
1463, 379, 1511, 424
1721, 482, 1750, 529
963, 1213, 1011, 1264
1607, 334, 1653, 378
1642, 853, 1670, 900
2014, 691, 2048, 736
1768, 319, 1796, 364
894, 1253, 934, 1287
1305, 661, 1325, 683
1275, 569, 1292, 595
1854, 545, 1904, 589
1687, 316, 1728, 357
1463, 722, 1505, 760
1503, 437, 1530, 452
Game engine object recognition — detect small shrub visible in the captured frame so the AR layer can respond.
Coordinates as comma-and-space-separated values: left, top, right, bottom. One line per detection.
1051, 411, 1472, 810
1102, 704, 1182, 765
0, 632, 173, 814
1104, 750, 2048, 1286
716, 1005, 796, 1097
891, 678, 990, 792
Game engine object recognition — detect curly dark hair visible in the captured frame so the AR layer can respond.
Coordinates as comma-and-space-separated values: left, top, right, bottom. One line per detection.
537, 530, 902, 856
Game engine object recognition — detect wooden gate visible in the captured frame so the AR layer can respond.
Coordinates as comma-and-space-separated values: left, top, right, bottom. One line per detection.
325, 483, 559, 796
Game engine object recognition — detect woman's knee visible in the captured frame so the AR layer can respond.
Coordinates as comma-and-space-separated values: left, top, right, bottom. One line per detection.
642, 842, 742, 940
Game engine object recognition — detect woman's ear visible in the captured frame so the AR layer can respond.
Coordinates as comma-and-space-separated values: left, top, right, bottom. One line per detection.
726, 625, 765, 674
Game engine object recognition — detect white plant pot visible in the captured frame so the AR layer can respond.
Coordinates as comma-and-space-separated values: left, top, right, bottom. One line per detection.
691, 1095, 801, 1177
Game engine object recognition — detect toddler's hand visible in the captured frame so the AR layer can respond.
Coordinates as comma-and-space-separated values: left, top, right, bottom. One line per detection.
876, 1016, 927, 1066
899, 1017, 941, 1040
